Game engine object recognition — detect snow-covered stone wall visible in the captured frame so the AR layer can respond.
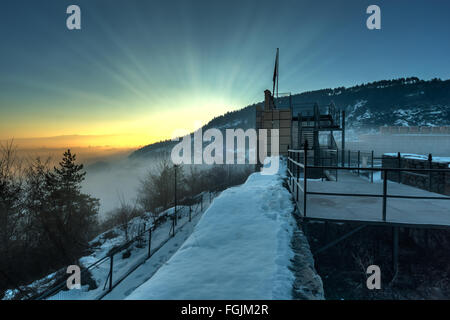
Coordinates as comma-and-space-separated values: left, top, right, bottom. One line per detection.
126, 159, 323, 299
382, 153, 450, 195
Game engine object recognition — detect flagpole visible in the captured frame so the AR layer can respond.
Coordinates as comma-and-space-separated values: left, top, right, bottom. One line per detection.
276, 48, 279, 98
273, 48, 279, 100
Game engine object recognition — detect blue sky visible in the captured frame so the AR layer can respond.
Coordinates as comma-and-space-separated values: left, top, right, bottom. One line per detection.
1, 0, 449, 146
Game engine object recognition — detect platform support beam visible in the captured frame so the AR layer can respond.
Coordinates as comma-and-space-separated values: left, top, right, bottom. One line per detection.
302, 220, 308, 237
341, 110, 345, 167
392, 227, 399, 277
382, 172, 388, 221
313, 224, 367, 256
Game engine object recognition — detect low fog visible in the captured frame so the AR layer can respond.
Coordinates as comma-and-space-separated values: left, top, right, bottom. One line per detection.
339, 129, 450, 157
13, 145, 145, 219
82, 155, 161, 219
82, 152, 254, 219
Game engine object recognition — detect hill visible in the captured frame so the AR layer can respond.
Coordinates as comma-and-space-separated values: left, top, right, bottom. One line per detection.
131, 78, 450, 158
288, 77, 450, 130
129, 105, 257, 159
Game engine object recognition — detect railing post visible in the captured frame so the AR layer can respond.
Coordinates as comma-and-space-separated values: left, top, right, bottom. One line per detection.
287, 150, 290, 176
108, 254, 114, 292
357, 150, 361, 176
189, 204, 192, 222
371, 150, 374, 183
290, 150, 293, 186
303, 144, 308, 217
148, 228, 152, 258
341, 110, 345, 166
288, 149, 294, 181
397, 152, 401, 183
289, 149, 292, 181
296, 151, 300, 202
348, 150, 351, 168
172, 213, 175, 237
200, 194, 203, 211
392, 227, 399, 276
382, 169, 388, 222
321, 158, 324, 182
335, 150, 338, 182
292, 150, 294, 186
288, 150, 290, 187
428, 153, 433, 191
174, 165, 178, 226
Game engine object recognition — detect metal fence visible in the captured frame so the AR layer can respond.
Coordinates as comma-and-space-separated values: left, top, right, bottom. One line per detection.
287, 147, 450, 222
7, 163, 256, 301
32, 192, 209, 300
344, 149, 377, 183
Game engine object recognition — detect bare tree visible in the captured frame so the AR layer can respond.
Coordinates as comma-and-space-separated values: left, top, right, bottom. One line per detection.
0, 140, 23, 270
138, 159, 182, 214
111, 194, 140, 242
182, 165, 204, 198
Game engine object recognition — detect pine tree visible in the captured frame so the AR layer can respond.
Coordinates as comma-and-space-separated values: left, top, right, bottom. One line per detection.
42, 149, 99, 264
53, 149, 86, 193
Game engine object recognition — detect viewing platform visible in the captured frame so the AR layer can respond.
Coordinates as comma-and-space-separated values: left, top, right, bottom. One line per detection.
287, 150, 450, 229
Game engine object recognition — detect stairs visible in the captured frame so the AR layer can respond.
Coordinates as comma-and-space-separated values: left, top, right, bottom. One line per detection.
300, 127, 314, 149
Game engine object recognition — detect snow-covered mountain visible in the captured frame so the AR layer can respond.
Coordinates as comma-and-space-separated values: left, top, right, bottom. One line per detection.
287, 78, 450, 131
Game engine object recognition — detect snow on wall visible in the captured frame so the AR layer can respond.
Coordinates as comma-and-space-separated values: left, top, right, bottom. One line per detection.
126, 159, 303, 299
384, 152, 450, 164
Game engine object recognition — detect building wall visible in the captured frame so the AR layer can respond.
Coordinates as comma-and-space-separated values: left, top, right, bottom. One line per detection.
256, 105, 292, 156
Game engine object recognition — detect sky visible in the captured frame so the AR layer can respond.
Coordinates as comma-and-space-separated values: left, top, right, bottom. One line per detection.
1, 0, 450, 149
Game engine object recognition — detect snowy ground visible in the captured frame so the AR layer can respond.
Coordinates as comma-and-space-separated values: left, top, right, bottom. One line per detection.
4, 159, 326, 300
46, 198, 213, 300
3, 195, 214, 300
101, 210, 205, 300
126, 158, 306, 300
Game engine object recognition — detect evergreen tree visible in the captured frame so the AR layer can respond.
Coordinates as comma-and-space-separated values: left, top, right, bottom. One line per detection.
42, 149, 99, 264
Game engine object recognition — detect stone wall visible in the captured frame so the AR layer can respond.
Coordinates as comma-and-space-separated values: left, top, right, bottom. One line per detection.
382, 154, 450, 195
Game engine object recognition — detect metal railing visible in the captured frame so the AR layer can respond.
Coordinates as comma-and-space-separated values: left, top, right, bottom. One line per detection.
344, 149, 377, 182
287, 147, 450, 222
14, 164, 256, 301
31, 192, 209, 300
